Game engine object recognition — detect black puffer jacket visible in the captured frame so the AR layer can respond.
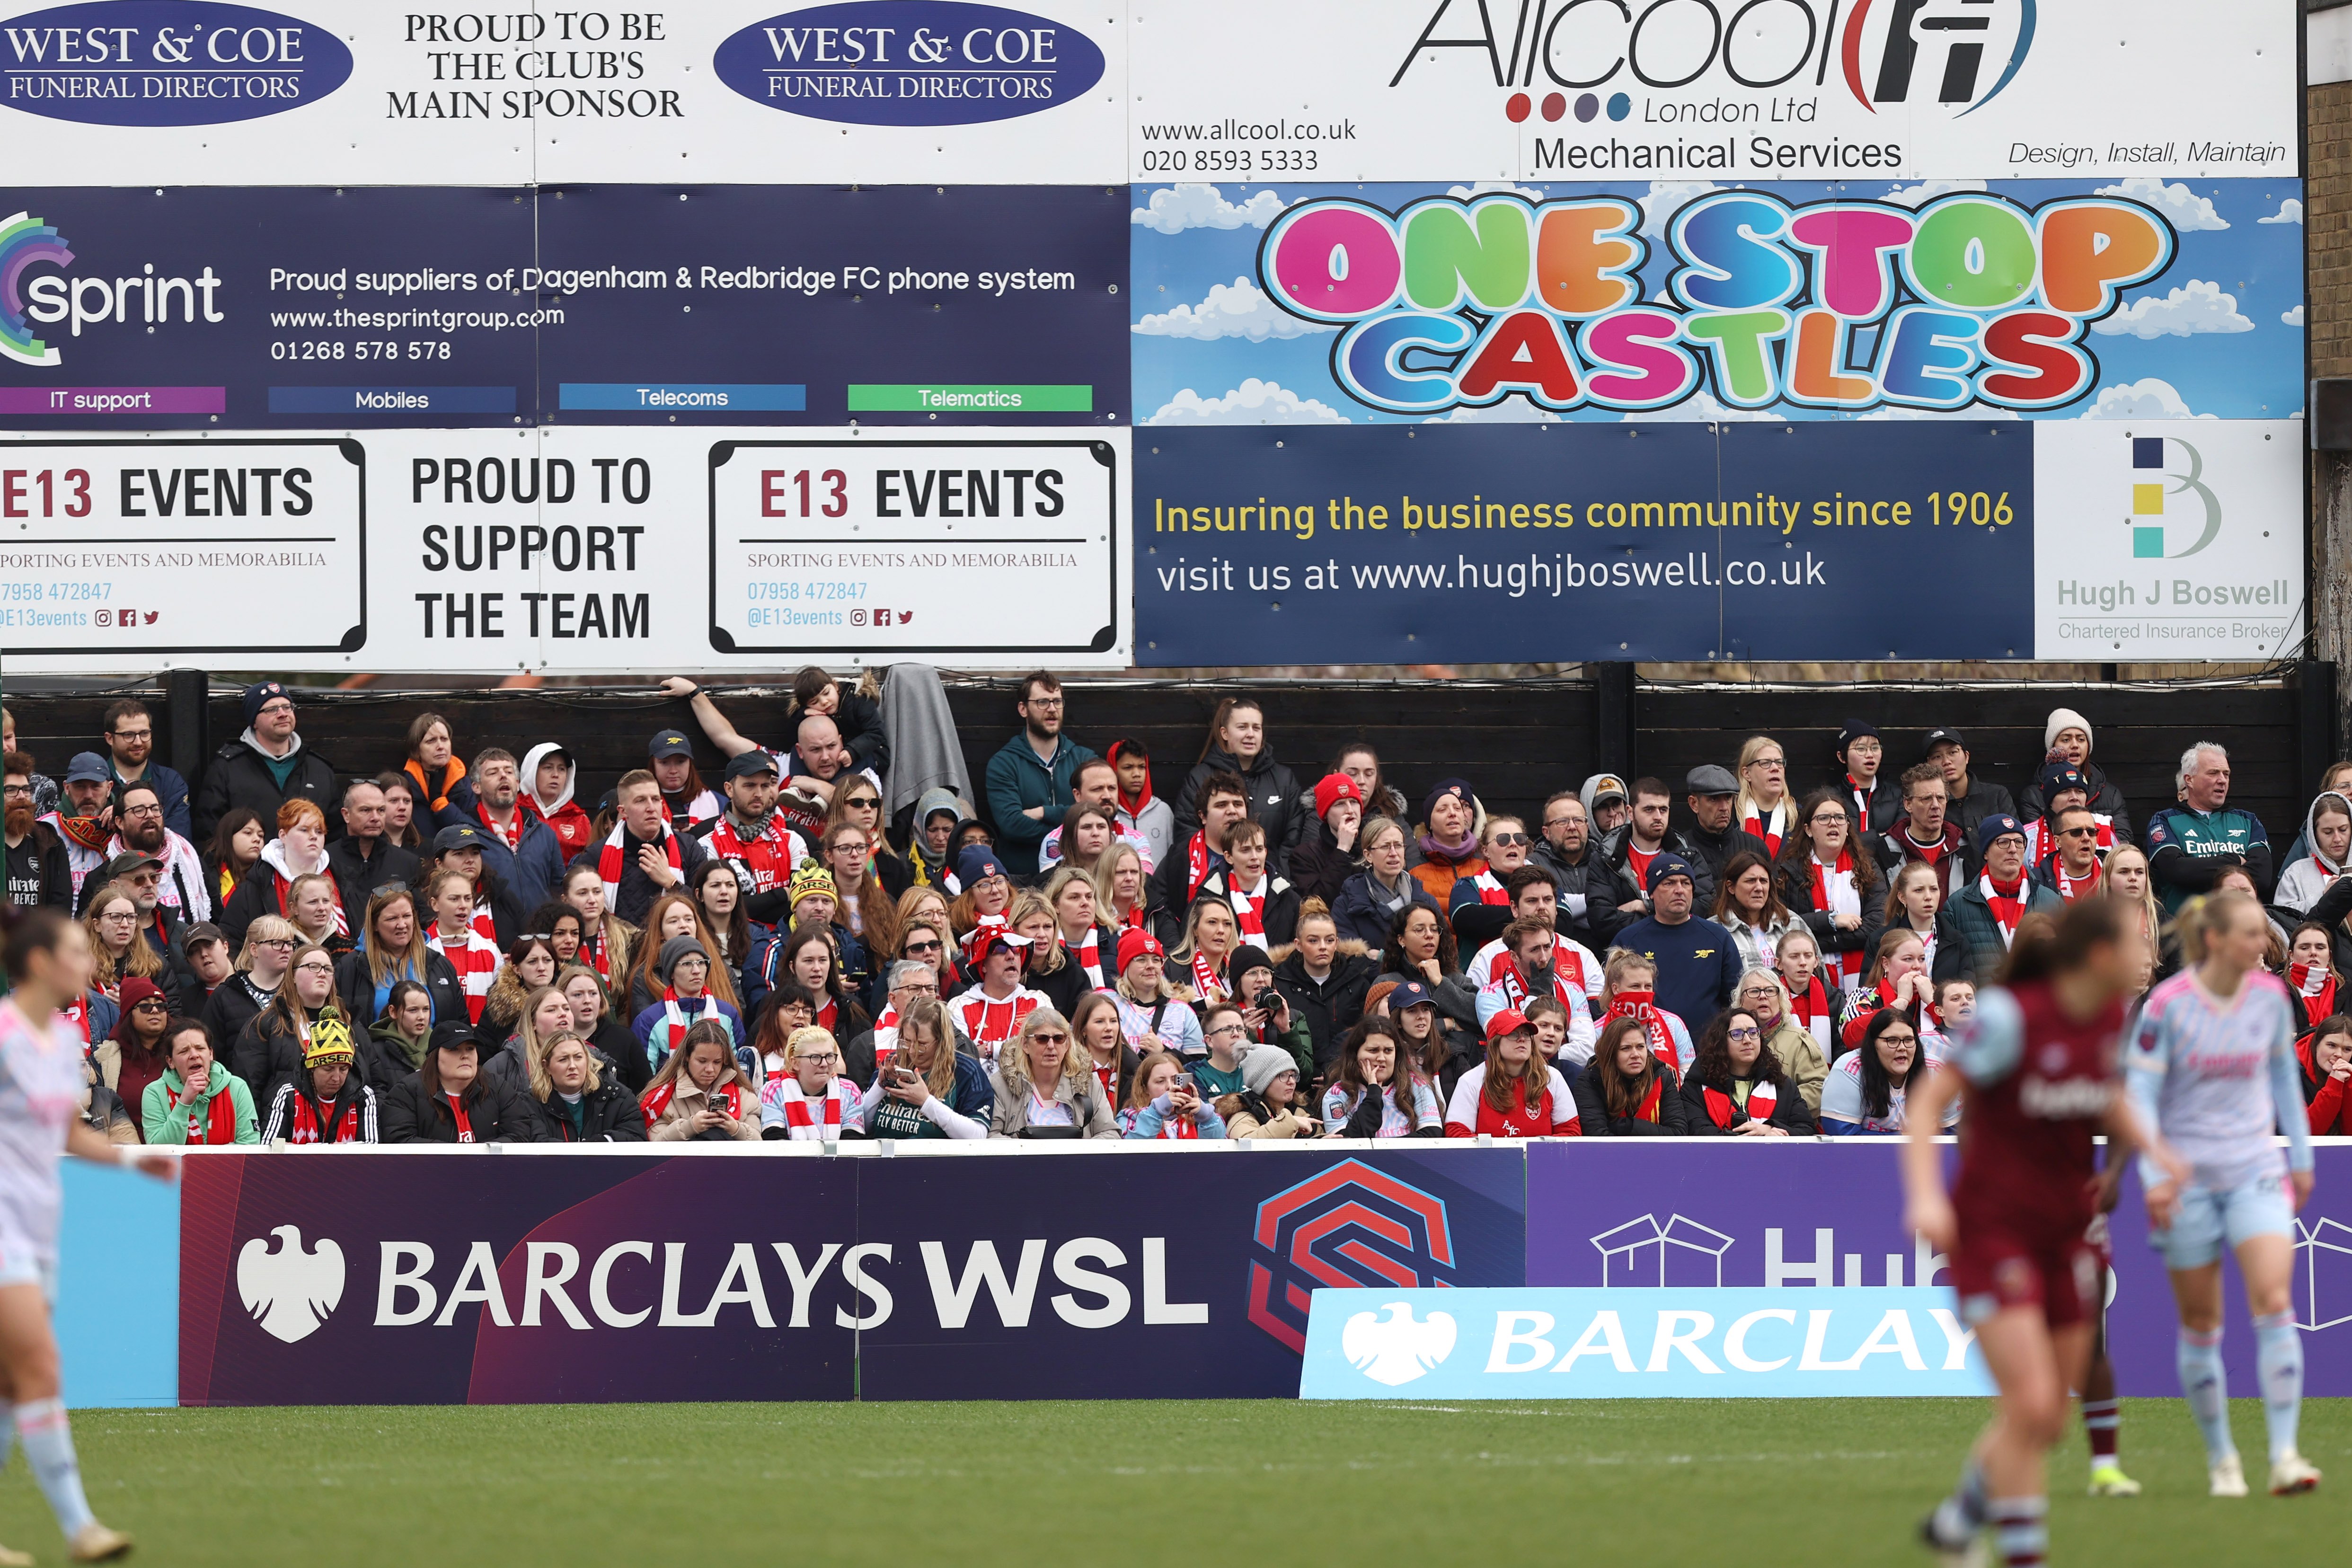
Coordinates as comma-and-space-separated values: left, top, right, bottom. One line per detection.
1173, 746, 1309, 874
1572, 1060, 1691, 1136
193, 734, 339, 845
378, 1073, 542, 1143
1271, 945, 1378, 1076
526, 1079, 648, 1142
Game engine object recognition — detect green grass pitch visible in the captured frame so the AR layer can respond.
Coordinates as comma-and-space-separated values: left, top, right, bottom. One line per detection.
0, 1398, 2338, 1565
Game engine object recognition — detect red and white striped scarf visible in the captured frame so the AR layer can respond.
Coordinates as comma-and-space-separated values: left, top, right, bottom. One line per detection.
166, 1078, 240, 1144
1152, 1108, 1198, 1140
1980, 872, 2027, 948
598, 821, 679, 911
477, 804, 522, 851
1186, 832, 1217, 903
428, 927, 500, 1023
1809, 850, 1863, 986
1785, 974, 1832, 1053
1845, 775, 1879, 834
1191, 950, 1228, 1006
287, 1090, 361, 1144
581, 922, 615, 981
642, 1076, 743, 1124
768, 1075, 857, 1140
1064, 928, 1103, 988
703, 813, 794, 895
1741, 800, 1789, 857
1226, 876, 1267, 941
2052, 861, 2102, 903
273, 869, 350, 937
1600, 991, 1676, 1067
1465, 871, 1509, 905
1494, 957, 1577, 1013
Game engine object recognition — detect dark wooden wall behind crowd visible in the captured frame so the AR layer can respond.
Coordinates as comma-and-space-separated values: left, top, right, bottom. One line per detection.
4, 668, 2333, 846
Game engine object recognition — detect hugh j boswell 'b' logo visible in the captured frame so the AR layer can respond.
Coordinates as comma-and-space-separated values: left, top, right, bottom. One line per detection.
1342, 1302, 1458, 1386
0, 213, 69, 367
238, 1224, 345, 1344
2128, 436, 2220, 560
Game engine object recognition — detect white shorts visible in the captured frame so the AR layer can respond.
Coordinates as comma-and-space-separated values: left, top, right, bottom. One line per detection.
2151, 1173, 2296, 1272
0, 1239, 56, 1303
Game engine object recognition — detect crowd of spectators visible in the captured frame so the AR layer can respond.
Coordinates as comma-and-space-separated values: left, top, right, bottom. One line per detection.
8, 682, 2346, 1147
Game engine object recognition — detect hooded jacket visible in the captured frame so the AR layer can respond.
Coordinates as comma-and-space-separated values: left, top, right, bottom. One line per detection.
2273, 791, 2352, 921
193, 728, 338, 845
1174, 746, 1309, 875
432, 782, 569, 907
518, 742, 595, 858
220, 836, 342, 950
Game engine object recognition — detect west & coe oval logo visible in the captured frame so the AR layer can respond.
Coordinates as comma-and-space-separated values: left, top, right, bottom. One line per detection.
0, 0, 352, 126
714, 0, 1104, 127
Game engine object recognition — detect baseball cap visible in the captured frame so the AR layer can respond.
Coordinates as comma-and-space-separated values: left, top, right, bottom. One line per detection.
1484, 1007, 1532, 1042
723, 749, 780, 782
100, 851, 163, 880
1922, 727, 1966, 757
1389, 979, 1436, 1012
63, 752, 110, 785
433, 824, 486, 853
1685, 764, 1738, 797
1581, 773, 1627, 808
975, 928, 1034, 964
649, 730, 695, 760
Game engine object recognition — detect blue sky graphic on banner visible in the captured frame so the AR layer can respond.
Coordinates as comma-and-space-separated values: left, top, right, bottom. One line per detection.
1130, 178, 2303, 425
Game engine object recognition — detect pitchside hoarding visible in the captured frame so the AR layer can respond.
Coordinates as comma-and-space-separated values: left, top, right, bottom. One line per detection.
173, 1147, 1528, 1405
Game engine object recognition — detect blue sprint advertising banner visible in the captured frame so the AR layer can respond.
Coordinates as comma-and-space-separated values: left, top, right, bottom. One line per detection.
1299, 1287, 1992, 1399
0, 185, 1129, 428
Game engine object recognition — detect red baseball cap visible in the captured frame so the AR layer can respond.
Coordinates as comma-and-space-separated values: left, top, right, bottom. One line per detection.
1484, 1008, 1532, 1043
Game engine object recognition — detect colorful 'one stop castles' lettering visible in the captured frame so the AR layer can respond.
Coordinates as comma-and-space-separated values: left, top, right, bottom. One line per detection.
1258, 190, 2173, 417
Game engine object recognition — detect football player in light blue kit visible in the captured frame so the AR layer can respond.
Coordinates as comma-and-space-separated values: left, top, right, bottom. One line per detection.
2126, 889, 2321, 1498
0, 906, 177, 1562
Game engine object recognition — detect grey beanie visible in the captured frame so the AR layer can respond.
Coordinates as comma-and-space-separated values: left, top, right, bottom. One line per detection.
656, 934, 711, 984
1241, 1045, 1297, 1097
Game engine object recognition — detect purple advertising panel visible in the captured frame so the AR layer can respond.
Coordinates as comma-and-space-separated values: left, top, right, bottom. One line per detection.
1528, 1142, 2352, 1397
179, 1146, 1525, 1406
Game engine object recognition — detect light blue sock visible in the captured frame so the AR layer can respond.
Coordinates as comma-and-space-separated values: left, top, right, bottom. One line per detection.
15, 1398, 94, 1537
2253, 1311, 2304, 1462
2176, 1326, 2236, 1463
0, 1399, 14, 1472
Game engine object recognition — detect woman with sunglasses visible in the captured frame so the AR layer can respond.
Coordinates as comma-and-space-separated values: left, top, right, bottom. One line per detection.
987, 1008, 1118, 1138
826, 780, 912, 897
94, 976, 175, 1137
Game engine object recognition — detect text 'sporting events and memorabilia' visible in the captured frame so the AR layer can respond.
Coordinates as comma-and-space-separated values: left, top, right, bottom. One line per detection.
0, 0, 2305, 670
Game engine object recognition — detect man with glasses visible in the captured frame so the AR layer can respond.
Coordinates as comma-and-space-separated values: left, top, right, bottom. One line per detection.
2021, 762, 2116, 883
195, 681, 337, 843
2036, 805, 2111, 904
2, 750, 71, 911
102, 781, 210, 927
99, 700, 191, 841
1531, 790, 1636, 951
1935, 815, 2062, 985
42, 753, 118, 910
983, 671, 1097, 879
92, 850, 202, 1008
844, 958, 973, 1087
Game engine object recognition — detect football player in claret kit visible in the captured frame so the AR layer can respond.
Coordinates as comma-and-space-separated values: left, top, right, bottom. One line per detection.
1902, 900, 2183, 1568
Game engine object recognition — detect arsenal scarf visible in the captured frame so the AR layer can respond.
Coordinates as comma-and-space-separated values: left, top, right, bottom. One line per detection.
167, 1080, 240, 1144
1980, 873, 2027, 948
1741, 800, 1789, 857
642, 1077, 743, 1124
1227, 877, 1267, 941
704, 813, 792, 894
770, 1076, 856, 1140
2292, 961, 2339, 1024
1064, 928, 1104, 988
1465, 871, 1509, 906
1191, 950, 1228, 1005
1153, 1107, 1198, 1140
1786, 975, 1832, 1053
1846, 775, 1879, 833
1495, 957, 1576, 1013
287, 1090, 361, 1144
444, 1093, 475, 1143
1602, 991, 1676, 1067
662, 986, 720, 1043
2052, 862, 2102, 903
599, 821, 679, 910
1809, 850, 1863, 986
477, 803, 522, 851
1186, 832, 1217, 903
1702, 1079, 1778, 1130
273, 868, 350, 936
1624, 1071, 1665, 1124
1090, 1058, 1118, 1102
1118, 902, 1149, 932
581, 923, 614, 981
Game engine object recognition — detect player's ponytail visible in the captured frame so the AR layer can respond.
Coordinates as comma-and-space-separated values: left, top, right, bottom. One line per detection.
2001, 898, 2123, 986
2165, 889, 2255, 969
0, 901, 71, 984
